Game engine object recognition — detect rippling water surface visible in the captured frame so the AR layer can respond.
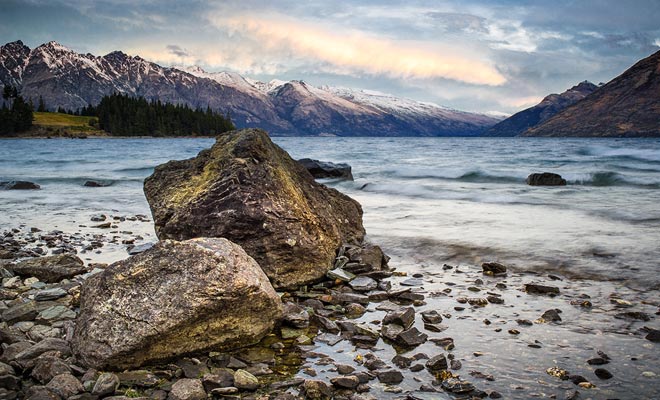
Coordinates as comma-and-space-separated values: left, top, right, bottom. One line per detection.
1, 137, 659, 287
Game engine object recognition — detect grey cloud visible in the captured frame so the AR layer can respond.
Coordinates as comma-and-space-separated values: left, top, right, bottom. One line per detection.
166, 44, 189, 58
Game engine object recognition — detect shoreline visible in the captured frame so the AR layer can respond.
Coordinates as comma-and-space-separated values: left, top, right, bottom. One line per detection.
1, 214, 658, 399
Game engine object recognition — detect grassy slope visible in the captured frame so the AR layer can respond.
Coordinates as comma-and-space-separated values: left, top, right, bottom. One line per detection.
11, 112, 108, 137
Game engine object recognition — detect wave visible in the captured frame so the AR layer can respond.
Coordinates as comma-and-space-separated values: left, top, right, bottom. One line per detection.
386, 167, 525, 184
115, 166, 155, 174
2, 177, 144, 186
577, 145, 660, 163
566, 171, 660, 188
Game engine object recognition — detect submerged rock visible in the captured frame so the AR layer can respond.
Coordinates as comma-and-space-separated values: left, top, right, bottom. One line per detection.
526, 172, 567, 186
72, 238, 283, 370
144, 129, 365, 289
0, 180, 41, 190
298, 158, 353, 181
10, 254, 87, 283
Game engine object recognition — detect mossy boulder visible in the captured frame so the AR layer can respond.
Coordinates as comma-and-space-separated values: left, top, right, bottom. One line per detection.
144, 128, 365, 289
71, 238, 282, 370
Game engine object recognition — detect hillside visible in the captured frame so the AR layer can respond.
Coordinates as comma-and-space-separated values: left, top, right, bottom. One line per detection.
484, 81, 598, 137
0, 40, 499, 136
524, 50, 660, 137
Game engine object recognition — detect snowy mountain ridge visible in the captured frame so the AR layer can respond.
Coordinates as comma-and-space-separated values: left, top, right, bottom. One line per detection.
1, 40, 499, 136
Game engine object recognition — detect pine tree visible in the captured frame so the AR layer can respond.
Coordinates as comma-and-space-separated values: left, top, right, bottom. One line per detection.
37, 96, 46, 112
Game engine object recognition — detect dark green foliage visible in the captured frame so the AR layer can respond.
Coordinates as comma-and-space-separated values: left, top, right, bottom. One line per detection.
0, 85, 33, 135
37, 95, 46, 112
92, 93, 234, 136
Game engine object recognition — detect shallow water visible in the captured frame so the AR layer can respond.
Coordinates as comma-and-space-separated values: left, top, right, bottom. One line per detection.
1, 136, 659, 398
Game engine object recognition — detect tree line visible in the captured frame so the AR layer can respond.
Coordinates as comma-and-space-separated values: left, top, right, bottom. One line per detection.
0, 85, 33, 135
91, 93, 234, 136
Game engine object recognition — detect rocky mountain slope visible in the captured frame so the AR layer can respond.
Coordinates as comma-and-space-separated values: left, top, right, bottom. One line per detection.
484, 81, 598, 137
0, 40, 499, 136
524, 50, 660, 137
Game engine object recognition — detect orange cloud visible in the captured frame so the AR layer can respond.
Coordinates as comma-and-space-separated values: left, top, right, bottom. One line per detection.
212, 15, 506, 86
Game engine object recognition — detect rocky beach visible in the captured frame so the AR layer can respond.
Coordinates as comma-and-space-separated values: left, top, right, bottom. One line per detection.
1, 131, 658, 400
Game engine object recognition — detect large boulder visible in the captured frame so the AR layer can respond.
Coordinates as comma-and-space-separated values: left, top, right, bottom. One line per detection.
144, 129, 365, 289
71, 238, 283, 370
9, 254, 87, 283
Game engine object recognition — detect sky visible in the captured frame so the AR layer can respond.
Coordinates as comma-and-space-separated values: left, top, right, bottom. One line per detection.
1, 0, 659, 115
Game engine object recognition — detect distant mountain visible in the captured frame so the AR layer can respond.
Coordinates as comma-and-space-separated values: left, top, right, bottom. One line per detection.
0, 40, 499, 136
525, 50, 660, 137
484, 81, 598, 137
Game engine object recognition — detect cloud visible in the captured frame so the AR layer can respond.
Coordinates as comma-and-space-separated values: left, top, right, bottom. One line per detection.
166, 44, 189, 58
209, 14, 506, 86
655, 39, 660, 47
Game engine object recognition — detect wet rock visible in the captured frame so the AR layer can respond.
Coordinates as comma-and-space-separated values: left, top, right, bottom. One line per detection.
336, 364, 355, 375
391, 355, 412, 369
348, 276, 377, 292
450, 359, 462, 370
569, 375, 588, 385
441, 378, 475, 394
1, 181, 41, 190
10, 254, 86, 283
282, 303, 310, 329
377, 370, 403, 384
517, 319, 533, 326
46, 373, 84, 398
594, 368, 613, 380
614, 311, 650, 321
395, 327, 428, 347
421, 310, 442, 324
37, 305, 76, 322
312, 315, 340, 334
587, 358, 608, 366
526, 172, 567, 186
381, 324, 404, 341
468, 298, 488, 307
84, 181, 109, 187
0, 375, 20, 391
330, 375, 359, 389
144, 129, 365, 289
168, 378, 206, 400
90, 215, 106, 222
297, 158, 353, 181
92, 372, 120, 396
645, 328, 660, 342
72, 238, 283, 370
540, 309, 562, 322
383, 307, 415, 329
426, 355, 448, 371
302, 380, 333, 400
525, 283, 560, 296
234, 369, 259, 391
481, 262, 507, 275
487, 295, 504, 304
126, 243, 154, 255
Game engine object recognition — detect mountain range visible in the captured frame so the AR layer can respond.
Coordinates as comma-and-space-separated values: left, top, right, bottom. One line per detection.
523, 50, 660, 137
0, 40, 499, 136
484, 81, 599, 137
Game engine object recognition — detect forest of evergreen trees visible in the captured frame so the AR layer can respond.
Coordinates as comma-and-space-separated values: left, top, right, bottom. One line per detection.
90, 93, 235, 136
0, 85, 33, 135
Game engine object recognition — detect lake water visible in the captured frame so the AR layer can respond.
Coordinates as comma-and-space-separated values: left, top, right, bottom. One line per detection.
1, 136, 659, 399
1, 137, 659, 289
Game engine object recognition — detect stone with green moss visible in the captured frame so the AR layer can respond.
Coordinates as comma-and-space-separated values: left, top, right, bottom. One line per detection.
144, 128, 365, 289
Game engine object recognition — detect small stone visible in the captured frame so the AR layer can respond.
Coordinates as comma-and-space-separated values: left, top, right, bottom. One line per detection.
421, 310, 442, 324
481, 262, 507, 275
450, 360, 462, 370
645, 328, 660, 342
2, 301, 38, 323
349, 276, 377, 292
34, 288, 68, 301
540, 309, 562, 322
508, 329, 520, 335
330, 375, 359, 389
468, 298, 488, 307
202, 371, 234, 391
426, 355, 448, 371
92, 373, 119, 396
525, 283, 560, 296
382, 307, 415, 329
614, 311, 650, 321
302, 380, 332, 400
31, 357, 72, 384
395, 327, 428, 347
46, 373, 84, 399
587, 357, 608, 366
327, 268, 355, 282
282, 302, 310, 329
594, 368, 613, 380
487, 295, 504, 304
377, 370, 403, 384
234, 369, 259, 391
336, 364, 355, 375
168, 378, 206, 400
90, 215, 106, 222
37, 305, 76, 322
